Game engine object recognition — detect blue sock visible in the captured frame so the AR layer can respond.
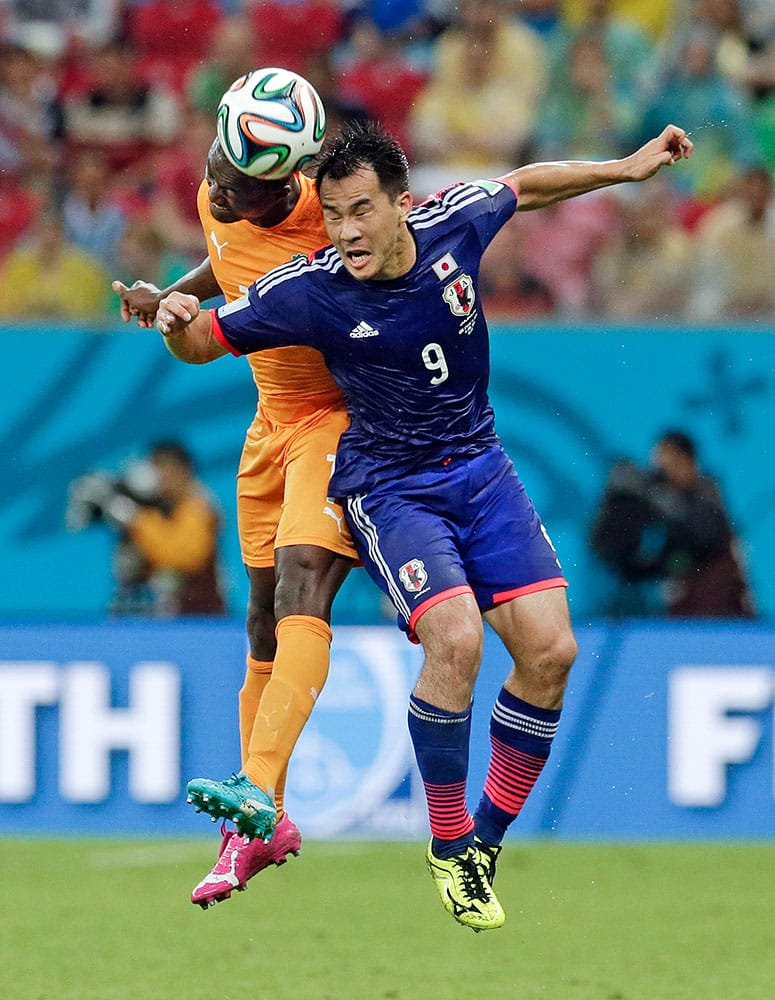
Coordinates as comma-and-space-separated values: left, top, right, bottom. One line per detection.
474, 688, 560, 846
408, 694, 474, 858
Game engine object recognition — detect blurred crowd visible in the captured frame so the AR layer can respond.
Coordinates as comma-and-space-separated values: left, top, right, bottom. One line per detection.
1, 0, 774, 324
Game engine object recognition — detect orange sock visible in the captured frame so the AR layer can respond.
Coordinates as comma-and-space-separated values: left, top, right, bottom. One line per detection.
244, 615, 332, 803
240, 654, 290, 819
239, 654, 272, 763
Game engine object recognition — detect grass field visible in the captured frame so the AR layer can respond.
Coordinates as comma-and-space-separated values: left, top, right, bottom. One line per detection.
4, 838, 774, 999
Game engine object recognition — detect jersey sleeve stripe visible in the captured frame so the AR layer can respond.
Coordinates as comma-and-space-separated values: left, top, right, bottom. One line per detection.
254, 245, 342, 298
411, 185, 501, 230
210, 309, 242, 356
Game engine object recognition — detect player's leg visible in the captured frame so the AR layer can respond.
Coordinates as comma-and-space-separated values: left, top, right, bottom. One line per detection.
345, 478, 504, 930
413, 596, 505, 931
191, 431, 297, 906
188, 409, 355, 842
457, 447, 577, 880
240, 408, 355, 796
474, 588, 577, 880
241, 543, 352, 798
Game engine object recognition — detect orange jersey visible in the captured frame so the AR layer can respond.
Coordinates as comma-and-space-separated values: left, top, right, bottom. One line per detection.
197, 174, 344, 423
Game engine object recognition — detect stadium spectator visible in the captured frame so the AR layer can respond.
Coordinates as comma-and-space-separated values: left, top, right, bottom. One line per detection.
0, 42, 64, 178
481, 188, 620, 317
156, 119, 693, 932
0, 166, 50, 259
124, 0, 223, 96
113, 218, 192, 302
335, 14, 427, 155
67, 440, 227, 617
533, 28, 644, 162
688, 163, 775, 321
61, 37, 180, 175
637, 23, 762, 210
408, 0, 548, 197
145, 107, 218, 264
594, 176, 694, 320
61, 148, 127, 274
243, 0, 345, 70
0, 0, 120, 55
185, 13, 259, 115
548, 0, 656, 91
698, 0, 775, 171
0, 205, 110, 319
590, 429, 755, 617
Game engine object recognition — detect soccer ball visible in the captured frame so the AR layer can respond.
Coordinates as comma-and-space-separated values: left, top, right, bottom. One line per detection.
217, 67, 327, 180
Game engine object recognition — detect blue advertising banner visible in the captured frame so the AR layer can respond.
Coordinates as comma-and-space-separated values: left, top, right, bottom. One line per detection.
1, 621, 772, 840
0, 324, 773, 622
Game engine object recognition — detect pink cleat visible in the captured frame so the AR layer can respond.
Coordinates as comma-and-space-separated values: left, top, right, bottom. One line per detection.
191, 813, 302, 909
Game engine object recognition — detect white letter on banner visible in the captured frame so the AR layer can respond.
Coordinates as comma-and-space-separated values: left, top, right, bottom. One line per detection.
668, 666, 773, 807
59, 662, 180, 803
0, 663, 58, 801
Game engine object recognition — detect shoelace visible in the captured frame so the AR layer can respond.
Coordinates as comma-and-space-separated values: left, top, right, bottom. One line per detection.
224, 772, 248, 788
457, 849, 492, 903
476, 843, 501, 884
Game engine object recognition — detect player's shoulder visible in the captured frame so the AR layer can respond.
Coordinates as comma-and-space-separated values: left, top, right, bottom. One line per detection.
410, 179, 516, 230
252, 242, 341, 298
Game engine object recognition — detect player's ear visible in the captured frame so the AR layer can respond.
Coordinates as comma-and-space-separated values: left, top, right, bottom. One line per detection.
397, 190, 413, 222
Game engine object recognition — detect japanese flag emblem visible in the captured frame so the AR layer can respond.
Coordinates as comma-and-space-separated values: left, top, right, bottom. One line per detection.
399, 558, 428, 593
443, 274, 475, 316
432, 252, 458, 279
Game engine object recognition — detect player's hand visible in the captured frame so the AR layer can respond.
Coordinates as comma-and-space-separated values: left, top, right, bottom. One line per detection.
112, 280, 163, 327
156, 292, 201, 336
626, 125, 693, 182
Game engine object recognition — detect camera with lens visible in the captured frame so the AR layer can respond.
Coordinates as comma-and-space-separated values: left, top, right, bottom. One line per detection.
590, 459, 679, 581
66, 459, 166, 532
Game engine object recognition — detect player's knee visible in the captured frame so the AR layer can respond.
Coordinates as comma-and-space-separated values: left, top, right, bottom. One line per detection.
550, 628, 578, 678
274, 572, 318, 619
274, 565, 339, 620
246, 602, 277, 660
419, 612, 483, 686
528, 627, 577, 692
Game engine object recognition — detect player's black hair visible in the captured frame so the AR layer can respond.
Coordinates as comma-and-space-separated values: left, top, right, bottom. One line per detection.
314, 120, 410, 200
658, 430, 696, 460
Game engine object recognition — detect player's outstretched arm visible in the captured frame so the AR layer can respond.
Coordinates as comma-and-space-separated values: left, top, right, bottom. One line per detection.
155, 292, 227, 364
507, 124, 693, 211
112, 258, 222, 328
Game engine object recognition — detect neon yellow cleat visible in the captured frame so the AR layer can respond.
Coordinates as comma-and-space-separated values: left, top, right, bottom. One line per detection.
425, 840, 506, 932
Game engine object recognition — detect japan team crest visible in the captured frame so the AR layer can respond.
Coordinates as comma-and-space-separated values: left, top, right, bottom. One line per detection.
398, 558, 428, 593
443, 275, 475, 317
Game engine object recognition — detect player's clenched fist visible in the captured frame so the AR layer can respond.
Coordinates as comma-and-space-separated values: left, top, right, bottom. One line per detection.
156, 292, 201, 336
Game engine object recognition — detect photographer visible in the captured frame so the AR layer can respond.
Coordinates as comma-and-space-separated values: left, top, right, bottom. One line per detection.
67, 440, 226, 617
590, 430, 754, 618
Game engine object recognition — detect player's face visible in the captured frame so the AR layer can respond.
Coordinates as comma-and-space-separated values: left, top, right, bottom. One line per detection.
319, 167, 414, 281
206, 153, 296, 227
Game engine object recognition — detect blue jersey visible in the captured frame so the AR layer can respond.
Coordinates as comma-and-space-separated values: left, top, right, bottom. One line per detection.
213, 178, 518, 497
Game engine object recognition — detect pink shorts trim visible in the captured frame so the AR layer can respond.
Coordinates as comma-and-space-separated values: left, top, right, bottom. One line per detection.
407, 584, 474, 643
492, 577, 568, 604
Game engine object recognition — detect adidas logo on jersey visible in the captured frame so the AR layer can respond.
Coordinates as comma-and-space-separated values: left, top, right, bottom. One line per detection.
349, 320, 380, 339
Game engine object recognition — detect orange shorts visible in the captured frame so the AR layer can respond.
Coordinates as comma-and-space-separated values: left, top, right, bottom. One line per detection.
237, 404, 357, 568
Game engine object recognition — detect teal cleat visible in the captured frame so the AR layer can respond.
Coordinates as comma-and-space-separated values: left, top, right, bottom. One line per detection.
426, 839, 505, 932
186, 773, 276, 842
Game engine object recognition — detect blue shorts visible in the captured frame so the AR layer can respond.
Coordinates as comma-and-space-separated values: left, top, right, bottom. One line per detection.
343, 444, 567, 641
